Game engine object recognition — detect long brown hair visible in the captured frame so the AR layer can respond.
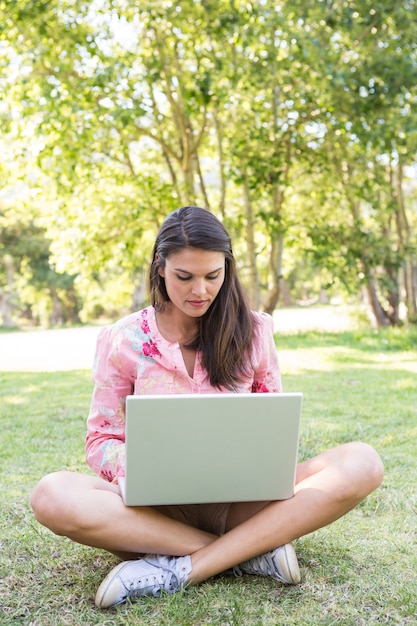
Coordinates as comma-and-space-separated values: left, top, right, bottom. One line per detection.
149, 206, 256, 389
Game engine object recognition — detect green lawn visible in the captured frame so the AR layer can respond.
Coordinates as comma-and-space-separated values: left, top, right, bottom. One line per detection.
1, 328, 416, 625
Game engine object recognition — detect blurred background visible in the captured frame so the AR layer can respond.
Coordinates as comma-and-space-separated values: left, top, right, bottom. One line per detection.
1, 0, 416, 330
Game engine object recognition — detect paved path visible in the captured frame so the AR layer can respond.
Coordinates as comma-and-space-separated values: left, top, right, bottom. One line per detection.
0, 326, 102, 371
0, 306, 356, 372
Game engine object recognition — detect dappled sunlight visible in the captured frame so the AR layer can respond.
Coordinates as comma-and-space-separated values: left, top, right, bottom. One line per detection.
279, 348, 336, 375
3, 394, 27, 405
2, 330, 416, 624
278, 343, 417, 377
394, 375, 417, 390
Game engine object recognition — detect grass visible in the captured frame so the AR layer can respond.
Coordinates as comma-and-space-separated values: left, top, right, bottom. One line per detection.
1, 328, 417, 625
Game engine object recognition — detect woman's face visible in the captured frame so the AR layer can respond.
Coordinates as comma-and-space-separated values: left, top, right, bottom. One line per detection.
158, 247, 226, 319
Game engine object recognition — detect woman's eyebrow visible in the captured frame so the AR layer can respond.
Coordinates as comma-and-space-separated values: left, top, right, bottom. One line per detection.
174, 266, 224, 275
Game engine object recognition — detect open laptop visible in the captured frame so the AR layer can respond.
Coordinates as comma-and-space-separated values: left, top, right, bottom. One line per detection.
118, 392, 302, 506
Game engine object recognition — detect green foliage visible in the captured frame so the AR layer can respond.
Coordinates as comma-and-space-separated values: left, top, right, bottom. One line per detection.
0, 0, 416, 325
0, 206, 80, 324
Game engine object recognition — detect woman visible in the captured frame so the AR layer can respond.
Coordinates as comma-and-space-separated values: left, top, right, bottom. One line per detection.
31, 206, 384, 609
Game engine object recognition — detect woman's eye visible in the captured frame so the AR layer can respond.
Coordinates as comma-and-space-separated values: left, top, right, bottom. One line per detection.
175, 273, 220, 281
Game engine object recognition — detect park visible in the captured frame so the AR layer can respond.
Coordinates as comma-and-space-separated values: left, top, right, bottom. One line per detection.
2, 319, 416, 623
1, 1, 417, 624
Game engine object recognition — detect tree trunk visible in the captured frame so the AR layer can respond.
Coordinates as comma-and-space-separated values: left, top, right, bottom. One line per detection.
49, 288, 64, 326
386, 268, 400, 325
131, 271, 147, 312
392, 158, 416, 320
263, 233, 284, 315
0, 290, 14, 327
0, 254, 15, 327
411, 262, 417, 318
212, 108, 227, 218
242, 172, 260, 309
194, 151, 211, 210
366, 276, 389, 328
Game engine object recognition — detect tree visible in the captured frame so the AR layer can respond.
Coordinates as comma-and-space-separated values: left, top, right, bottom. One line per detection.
1, 0, 416, 326
0, 204, 79, 325
272, 1, 416, 326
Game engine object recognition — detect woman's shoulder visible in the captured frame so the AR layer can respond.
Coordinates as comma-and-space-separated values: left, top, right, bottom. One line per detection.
98, 306, 155, 340
111, 305, 154, 330
251, 310, 274, 331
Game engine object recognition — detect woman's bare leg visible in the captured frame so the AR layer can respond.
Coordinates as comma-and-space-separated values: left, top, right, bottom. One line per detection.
30, 472, 217, 560
188, 442, 383, 584
31, 441, 383, 585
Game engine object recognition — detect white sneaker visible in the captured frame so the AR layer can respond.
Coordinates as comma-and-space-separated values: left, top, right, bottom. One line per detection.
95, 554, 192, 609
235, 543, 301, 584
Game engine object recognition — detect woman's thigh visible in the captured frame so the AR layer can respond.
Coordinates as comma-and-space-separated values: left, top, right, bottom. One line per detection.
225, 442, 383, 532
31, 470, 120, 527
32, 470, 119, 498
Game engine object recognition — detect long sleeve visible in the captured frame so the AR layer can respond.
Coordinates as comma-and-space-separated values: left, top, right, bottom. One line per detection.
85, 323, 137, 482
85, 306, 203, 481
251, 312, 282, 393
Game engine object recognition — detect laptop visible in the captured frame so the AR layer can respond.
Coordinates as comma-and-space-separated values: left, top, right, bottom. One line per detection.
118, 392, 302, 506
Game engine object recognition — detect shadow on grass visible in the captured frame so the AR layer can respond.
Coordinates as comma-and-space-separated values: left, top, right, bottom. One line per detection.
1, 355, 417, 624
4, 518, 416, 625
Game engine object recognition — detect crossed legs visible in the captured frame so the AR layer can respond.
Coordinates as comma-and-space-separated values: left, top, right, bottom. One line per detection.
31, 442, 383, 586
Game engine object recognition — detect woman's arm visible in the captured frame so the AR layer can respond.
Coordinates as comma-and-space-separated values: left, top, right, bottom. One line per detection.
85, 325, 136, 482
251, 313, 282, 393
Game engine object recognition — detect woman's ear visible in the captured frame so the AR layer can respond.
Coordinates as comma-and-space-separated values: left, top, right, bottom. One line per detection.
155, 255, 165, 277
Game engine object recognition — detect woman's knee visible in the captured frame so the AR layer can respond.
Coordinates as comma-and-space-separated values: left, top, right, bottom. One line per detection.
31, 471, 82, 535
336, 441, 384, 501
298, 441, 384, 506
358, 441, 384, 488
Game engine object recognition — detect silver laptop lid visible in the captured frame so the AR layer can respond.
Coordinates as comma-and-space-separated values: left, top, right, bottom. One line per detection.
120, 392, 302, 506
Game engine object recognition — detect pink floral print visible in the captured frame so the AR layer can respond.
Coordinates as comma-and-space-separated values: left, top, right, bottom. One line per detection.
86, 306, 282, 482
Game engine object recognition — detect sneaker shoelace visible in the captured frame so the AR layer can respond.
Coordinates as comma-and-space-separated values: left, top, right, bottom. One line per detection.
235, 551, 286, 582
123, 559, 181, 598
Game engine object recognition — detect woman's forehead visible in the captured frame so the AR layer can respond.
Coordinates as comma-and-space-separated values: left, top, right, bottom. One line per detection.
166, 247, 225, 271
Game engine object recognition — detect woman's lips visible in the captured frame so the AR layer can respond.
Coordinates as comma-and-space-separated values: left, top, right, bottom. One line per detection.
188, 300, 208, 307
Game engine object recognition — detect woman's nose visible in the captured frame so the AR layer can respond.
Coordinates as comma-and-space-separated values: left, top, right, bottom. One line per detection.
191, 278, 206, 296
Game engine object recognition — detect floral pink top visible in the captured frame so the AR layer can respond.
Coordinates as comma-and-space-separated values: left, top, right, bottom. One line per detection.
86, 306, 282, 482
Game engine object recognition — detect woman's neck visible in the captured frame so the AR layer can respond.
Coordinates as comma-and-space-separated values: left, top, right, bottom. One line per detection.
155, 306, 198, 346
